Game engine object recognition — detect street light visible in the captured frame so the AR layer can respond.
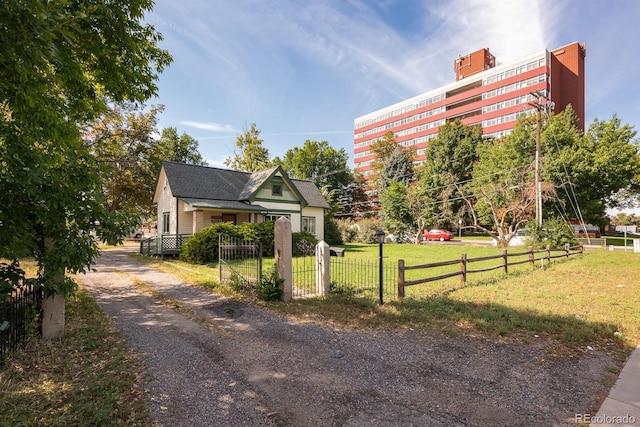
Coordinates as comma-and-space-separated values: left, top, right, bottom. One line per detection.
375, 230, 385, 305
458, 219, 462, 238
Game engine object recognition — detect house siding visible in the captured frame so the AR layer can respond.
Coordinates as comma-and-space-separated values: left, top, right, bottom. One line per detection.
301, 206, 325, 239
156, 170, 177, 234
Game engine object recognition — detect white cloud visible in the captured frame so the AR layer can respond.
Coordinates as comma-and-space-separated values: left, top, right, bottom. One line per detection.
180, 121, 237, 133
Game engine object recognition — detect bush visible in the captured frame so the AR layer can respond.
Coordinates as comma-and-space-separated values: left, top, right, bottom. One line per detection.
179, 223, 240, 264
256, 268, 283, 301
355, 218, 384, 243
324, 216, 343, 246
531, 217, 578, 249
336, 218, 358, 243
238, 221, 275, 256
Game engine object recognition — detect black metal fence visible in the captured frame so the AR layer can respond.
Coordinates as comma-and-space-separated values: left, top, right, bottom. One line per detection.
1, 281, 42, 366
330, 257, 398, 300
291, 253, 398, 301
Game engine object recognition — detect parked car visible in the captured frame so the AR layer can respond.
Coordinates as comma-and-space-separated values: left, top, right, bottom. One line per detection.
129, 228, 146, 239
423, 229, 453, 241
491, 229, 530, 247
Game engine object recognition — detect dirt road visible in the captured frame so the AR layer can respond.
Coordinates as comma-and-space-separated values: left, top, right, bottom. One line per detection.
79, 246, 617, 426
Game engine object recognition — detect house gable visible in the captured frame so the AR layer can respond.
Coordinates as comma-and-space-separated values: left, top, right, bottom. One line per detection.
239, 165, 307, 206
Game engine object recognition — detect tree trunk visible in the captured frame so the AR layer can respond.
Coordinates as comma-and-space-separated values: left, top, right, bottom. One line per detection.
42, 294, 65, 340
42, 237, 65, 340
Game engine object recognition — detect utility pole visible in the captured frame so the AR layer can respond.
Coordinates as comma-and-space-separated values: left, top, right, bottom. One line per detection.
528, 91, 554, 227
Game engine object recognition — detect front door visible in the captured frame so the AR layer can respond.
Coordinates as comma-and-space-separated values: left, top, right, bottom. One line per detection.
222, 213, 236, 224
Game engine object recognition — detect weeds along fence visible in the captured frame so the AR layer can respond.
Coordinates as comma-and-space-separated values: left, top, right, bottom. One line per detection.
398, 244, 583, 298
0, 281, 42, 366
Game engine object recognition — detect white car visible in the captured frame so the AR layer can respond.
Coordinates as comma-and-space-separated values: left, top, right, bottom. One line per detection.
492, 229, 531, 247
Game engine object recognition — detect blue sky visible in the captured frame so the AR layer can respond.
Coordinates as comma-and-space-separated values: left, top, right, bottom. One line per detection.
146, 0, 640, 170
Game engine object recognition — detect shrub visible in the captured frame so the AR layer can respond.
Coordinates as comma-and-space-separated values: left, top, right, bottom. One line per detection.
324, 216, 343, 246
336, 218, 358, 243
355, 218, 384, 243
256, 268, 283, 301
530, 217, 578, 249
179, 223, 240, 264
238, 221, 275, 256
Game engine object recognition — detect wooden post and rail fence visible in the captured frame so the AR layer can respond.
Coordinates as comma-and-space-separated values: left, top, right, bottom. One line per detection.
397, 244, 583, 298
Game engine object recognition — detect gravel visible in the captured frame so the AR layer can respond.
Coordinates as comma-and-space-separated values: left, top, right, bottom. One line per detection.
79, 246, 618, 427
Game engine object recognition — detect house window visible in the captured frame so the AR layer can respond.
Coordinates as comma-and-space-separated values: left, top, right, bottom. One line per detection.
272, 183, 283, 196
162, 212, 170, 233
265, 214, 290, 222
302, 216, 316, 234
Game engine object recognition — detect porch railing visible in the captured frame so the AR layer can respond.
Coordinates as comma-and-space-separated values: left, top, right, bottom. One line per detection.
139, 234, 191, 257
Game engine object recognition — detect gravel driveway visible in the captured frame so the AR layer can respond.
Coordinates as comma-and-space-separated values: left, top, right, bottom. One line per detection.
79, 246, 617, 426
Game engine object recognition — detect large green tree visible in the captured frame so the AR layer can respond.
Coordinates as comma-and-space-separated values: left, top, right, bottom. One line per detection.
224, 123, 271, 172
273, 139, 357, 220
543, 110, 640, 227
378, 145, 414, 193
85, 105, 206, 217
154, 127, 207, 169
0, 0, 172, 338
416, 119, 481, 229
273, 140, 350, 190
85, 103, 163, 214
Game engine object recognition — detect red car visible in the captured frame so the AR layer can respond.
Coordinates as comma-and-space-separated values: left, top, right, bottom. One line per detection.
423, 229, 453, 241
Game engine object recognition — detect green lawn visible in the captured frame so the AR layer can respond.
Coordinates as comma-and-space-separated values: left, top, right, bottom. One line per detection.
150, 243, 639, 356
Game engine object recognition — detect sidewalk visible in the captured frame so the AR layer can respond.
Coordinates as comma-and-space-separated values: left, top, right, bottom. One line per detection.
591, 346, 640, 426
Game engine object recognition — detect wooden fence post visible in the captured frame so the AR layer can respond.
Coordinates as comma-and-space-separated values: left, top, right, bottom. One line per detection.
460, 253, 467, 284
502, 249, 508, 274
398, 259, 405, 298
529, 246, 534, 267
564, 243, 569, 259
546, 245, 551, 264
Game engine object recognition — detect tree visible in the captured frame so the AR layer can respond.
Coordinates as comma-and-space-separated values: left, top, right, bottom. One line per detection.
0, 0, 172, 338
85, 103, 164, 214
273, 140, 350, 190
273, 139, 365, 221
543, 111, 640, 227
380, 180, 413, 242
224, 123, 271, 172
154, 127, 207, 166
416, 119, 481, 229
466, 116, 555, 246
370, 131, 398, 184
84, 105, 207, 217
378, 145, 414, 193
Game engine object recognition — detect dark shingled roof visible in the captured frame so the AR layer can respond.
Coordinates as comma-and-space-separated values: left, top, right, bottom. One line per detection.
161, 161, 330, 209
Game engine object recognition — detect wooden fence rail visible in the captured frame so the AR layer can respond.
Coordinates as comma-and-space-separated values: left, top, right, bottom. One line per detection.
398, 244, 583, 298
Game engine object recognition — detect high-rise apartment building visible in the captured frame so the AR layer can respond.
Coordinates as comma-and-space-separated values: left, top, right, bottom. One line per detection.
353, 42, 586, 178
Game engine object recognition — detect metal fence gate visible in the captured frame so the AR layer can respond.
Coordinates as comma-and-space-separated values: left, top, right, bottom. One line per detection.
218, 234, 262, 289
292, 240, 318, 298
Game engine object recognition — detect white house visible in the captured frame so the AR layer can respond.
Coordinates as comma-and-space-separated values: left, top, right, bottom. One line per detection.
153, 161, 330, 240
